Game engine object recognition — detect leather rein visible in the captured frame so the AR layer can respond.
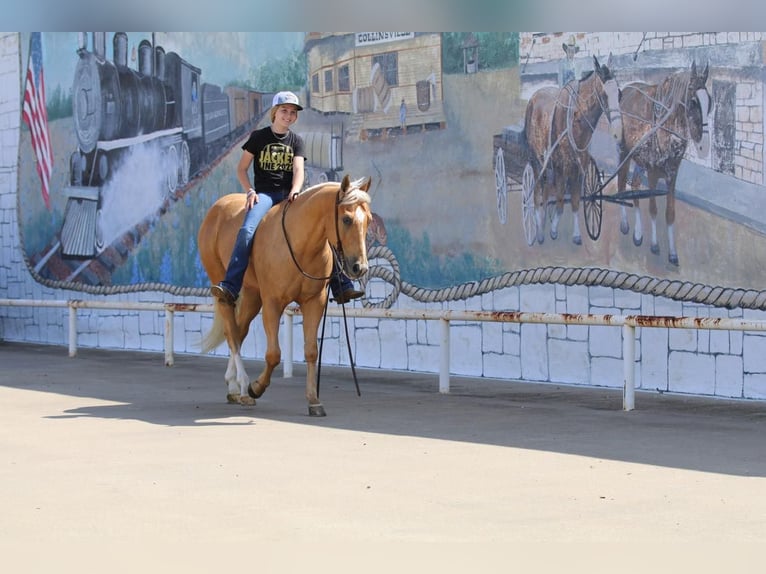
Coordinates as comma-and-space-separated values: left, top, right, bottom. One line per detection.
281, 187, 348, 282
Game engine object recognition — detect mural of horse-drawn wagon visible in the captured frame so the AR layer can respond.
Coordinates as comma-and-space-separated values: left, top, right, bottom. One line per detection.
493, 55, 623, 247
494, 55, 711, 267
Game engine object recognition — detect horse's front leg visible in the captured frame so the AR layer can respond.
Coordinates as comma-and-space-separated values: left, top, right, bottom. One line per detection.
664, 170, 680, 266
569, 175, 582, 245
618, 160, 632, 236
248, 302, 281, 401
301, 297, 327, 417
647, 172, 661, 256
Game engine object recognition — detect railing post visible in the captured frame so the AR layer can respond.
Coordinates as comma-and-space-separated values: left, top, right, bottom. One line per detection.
622, 323, 635, 411
164, 308, 174, 366
439, 317, 450, 393
68, 303, 77, 357
284, 312, 294, 378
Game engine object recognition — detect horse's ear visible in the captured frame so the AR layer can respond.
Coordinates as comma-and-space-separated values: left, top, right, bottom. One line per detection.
701, 62, 709, 84
607, 52, 614, 68
340, 174, 350, 192
360, 176, 371, 192
593, 55, 600, 70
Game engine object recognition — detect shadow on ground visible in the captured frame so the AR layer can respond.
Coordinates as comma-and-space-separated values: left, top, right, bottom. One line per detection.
3, 341, 766, 477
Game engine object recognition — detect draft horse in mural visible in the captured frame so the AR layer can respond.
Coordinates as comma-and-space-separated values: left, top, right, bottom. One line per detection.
198, 175, 373, 416
524, 54, 622, 245
617, 61, 711, 266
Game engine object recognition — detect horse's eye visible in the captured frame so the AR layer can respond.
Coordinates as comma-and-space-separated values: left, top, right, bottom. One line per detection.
342, 215, 353, 226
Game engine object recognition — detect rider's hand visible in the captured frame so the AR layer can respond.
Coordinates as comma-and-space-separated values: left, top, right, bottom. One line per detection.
246, 190, 257, 210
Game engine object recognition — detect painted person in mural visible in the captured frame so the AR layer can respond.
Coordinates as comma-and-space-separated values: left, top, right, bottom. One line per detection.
211, 91, 365, 305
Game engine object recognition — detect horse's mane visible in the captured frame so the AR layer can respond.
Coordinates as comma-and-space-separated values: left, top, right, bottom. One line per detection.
302, 178, 371, 206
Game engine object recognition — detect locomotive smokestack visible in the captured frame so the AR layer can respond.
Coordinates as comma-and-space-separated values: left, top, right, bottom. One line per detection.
113, 32, 128, 67
93, 32, 105, 60
138, 40, 153, 76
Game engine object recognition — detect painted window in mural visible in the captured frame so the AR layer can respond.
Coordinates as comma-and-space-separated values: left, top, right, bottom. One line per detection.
16, 32, 766, 310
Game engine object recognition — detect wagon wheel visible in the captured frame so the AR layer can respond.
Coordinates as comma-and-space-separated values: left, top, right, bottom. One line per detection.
521, 162, 536, 246
494, 147, 508, 224
582, 157, 603, 241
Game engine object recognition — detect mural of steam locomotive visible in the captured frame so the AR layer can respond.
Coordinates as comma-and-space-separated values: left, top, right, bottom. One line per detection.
61, 32, 268, 258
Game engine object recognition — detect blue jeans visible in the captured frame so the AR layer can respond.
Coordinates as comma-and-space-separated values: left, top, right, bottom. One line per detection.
219, 194, 353, 298
220, 194, 274, 297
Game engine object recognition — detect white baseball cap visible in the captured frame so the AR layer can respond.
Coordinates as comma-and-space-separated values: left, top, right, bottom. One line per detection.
272, 91, 303, 110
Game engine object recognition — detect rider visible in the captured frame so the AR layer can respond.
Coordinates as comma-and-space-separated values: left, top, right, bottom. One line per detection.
210, 91, 365, 306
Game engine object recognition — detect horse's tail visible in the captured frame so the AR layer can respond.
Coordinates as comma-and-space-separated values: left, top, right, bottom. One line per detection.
200, 305, 225, 354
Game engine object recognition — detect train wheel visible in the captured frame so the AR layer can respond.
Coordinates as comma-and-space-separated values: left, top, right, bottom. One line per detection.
97, 153, 109, 185
494, 147, 507, 224
583, 157, 603, 241
179, 141, 190, 186
94, 208, 105, 253
164, 145, 179, 196
521, 162, 536, 246
70, 152, 85, 185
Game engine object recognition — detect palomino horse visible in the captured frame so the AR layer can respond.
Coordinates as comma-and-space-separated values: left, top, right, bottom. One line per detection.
617, 61, 711, 266
524, 54, 622, 245
198, 174, 372, 416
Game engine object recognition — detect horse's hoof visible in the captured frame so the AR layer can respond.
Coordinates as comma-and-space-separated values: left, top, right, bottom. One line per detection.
669, 254, 679, 267
239, 395, 255, 406
651, 244, 660, 255
308, 404, 326, 417
633, 235, 643, 247
620, 221, 629, 235
572, 235, 582, 246
550, 230, 558, 241
226, 393, 240, 404
248, 383, 263, 399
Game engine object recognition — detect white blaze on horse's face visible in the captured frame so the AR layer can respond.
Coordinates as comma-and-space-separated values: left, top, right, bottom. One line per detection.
695, 87, 712, 158
603, 78, 623, 141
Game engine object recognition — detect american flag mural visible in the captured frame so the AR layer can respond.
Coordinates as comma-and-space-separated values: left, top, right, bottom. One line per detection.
22, 32, 53, 210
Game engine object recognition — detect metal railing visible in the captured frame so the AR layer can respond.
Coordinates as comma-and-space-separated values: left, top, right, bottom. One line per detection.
3, 297, 766, 411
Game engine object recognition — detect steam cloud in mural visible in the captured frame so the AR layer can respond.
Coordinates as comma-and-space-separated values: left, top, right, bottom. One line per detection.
96, 144, 167, 249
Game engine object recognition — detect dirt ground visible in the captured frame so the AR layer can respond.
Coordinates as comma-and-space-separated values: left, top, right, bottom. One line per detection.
1, 341, 765, 571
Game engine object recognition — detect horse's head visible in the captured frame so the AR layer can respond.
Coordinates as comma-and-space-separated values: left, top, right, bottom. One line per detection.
593, 54, 623, 142
334, 174, 372, 280
686, 60, 711, 158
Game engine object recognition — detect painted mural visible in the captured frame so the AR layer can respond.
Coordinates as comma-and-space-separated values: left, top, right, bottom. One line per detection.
16, 32, 766, 310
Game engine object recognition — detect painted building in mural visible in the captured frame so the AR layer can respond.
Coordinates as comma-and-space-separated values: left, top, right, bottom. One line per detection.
304, 32, 446, 139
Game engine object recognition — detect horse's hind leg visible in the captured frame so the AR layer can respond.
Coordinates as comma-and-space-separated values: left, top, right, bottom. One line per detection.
217, 300, 254, 405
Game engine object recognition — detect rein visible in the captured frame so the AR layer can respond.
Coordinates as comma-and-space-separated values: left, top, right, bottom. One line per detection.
280, 185, 362, 398
281, 187, 349, 281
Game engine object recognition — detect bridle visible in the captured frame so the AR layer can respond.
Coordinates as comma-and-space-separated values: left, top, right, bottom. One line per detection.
281, 186, 351, 282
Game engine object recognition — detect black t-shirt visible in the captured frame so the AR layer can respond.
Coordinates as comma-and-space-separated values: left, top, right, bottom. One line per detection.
241, 126, 305, 201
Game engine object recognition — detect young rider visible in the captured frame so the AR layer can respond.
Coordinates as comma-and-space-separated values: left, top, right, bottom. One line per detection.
211, 91, 364, 306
